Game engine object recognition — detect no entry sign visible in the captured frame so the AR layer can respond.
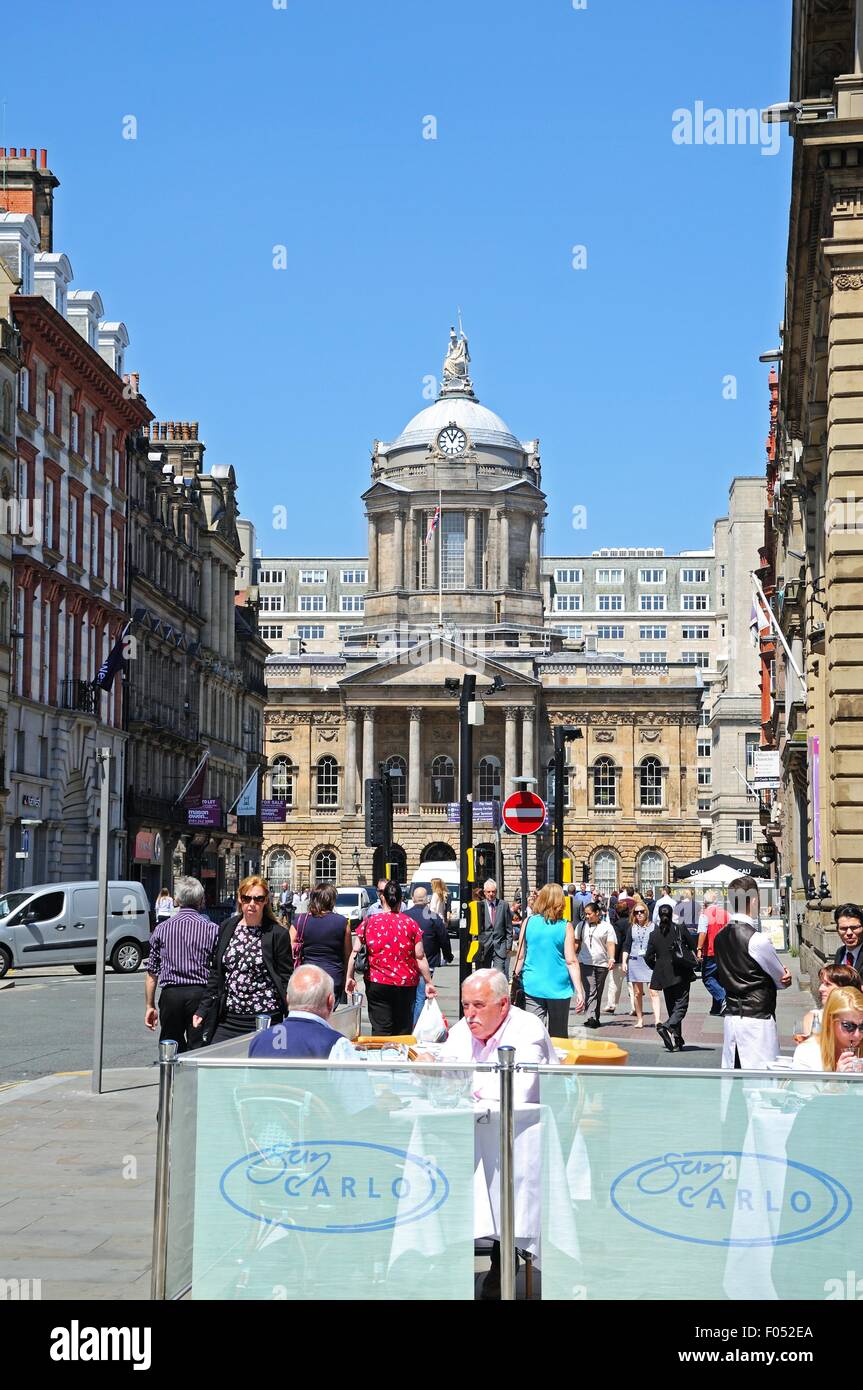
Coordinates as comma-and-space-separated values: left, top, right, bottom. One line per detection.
501, 790, 546, 835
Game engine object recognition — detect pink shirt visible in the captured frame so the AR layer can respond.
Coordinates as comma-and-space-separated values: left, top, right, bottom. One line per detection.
439, 1005, 559, 1104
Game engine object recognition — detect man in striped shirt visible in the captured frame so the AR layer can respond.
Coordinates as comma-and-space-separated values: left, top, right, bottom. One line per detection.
144, 877, 219, 1052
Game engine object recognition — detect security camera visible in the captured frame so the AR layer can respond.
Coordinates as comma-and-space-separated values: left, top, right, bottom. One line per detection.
761, 102, 801, 125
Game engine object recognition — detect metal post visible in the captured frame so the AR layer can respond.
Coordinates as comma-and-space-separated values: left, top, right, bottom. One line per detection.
91, 746, 112, 1095
255, 1014, 271, 1032
498, 1044, 516, 1301
458, 674, 477, 1014
150, 1039, 178, 1300
553, 727, 565, 885
520, 834, 529, 911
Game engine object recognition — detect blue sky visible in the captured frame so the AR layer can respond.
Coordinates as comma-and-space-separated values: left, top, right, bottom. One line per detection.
4, 0, 792, 558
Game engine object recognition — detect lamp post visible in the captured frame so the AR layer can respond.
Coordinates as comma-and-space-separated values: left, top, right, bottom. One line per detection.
553, 725, 582, 884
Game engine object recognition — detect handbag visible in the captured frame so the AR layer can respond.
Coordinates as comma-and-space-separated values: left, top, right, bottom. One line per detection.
354, 925, 368, 976
510, 920, 528, 1009
671, 925, 701, 977
292, 911, 309, 969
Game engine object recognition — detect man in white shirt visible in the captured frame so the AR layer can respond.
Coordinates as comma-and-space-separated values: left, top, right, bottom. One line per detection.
652, 886, 677, 924
366, 879, 388, 915
576, 900, 617, 1029
713, 877, 792, 1068
438, 968, 558, 1104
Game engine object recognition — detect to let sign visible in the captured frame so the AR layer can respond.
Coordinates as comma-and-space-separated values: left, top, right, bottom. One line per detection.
501, 791, 546, 836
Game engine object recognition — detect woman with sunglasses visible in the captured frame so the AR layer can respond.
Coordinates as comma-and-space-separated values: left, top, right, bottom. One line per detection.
620, 903, 662, 1028
792, 986, 863, 1072
193, 875, 293, 1045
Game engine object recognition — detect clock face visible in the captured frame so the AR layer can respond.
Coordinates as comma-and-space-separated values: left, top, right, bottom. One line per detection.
437, 425, 467, 458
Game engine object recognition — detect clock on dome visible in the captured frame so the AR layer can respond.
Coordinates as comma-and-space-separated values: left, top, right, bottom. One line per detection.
437, 424, 468, 458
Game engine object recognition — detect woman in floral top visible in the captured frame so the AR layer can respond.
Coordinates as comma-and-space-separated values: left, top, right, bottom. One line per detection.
346, 880, 436, 1036
194, 875, 294, 1044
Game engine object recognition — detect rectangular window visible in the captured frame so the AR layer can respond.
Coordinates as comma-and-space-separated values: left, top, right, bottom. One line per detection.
260, 595, 285, 613
46, 391, 56, 435
682, 594, 709, 611
697, 737, 711, 757
596, 568, 623, 584
639, 624, 667, 639
296, 624, 324, 639
70, 412, 80, 454
474, 511, 486, 588
260, 624, 284, 639
682, 568, 709, 583
699, 708, 710, 727
697, 766, 712, 786
93, 432, 101, 473
596, 624, 625, 639
745, 733, 760, 772
638, 568, 666, 583
18, 367, 29, 410
340, 596, 365, 612
338, 624, 354, 639
340, 568, 368, 584
639, 594, 666, 611
43, 478, 55, 549
554, 594, 582, 612
555, 624, 582, 639
736, 819, 754, 844
298, 595, 324, 612
698, 797, 711, 814
440, 510, 465, 590
258, 568, 286, 585
597, 594, 623, 611
638, 650, 667, 664
682, 651, 710, 668
681, 624, 710, 639
554, 568, 582, 584
298, 568, 326, 584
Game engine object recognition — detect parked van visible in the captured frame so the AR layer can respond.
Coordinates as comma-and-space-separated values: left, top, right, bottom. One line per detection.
407, 860, 461, 937
0, 881, 152, 978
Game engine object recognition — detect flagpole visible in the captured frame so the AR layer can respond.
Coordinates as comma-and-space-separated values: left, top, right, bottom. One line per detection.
173, 749, 209, 807
751, 573, 804, 683
438, 488, 443, 629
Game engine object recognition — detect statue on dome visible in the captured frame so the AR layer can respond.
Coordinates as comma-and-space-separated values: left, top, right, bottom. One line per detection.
443, 325, 470, 384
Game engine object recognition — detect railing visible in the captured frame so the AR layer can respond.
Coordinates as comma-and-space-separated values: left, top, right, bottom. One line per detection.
60, 679, 99, 715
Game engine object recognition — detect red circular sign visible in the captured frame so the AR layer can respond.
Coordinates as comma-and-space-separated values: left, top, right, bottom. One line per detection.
501, 791, 546, 835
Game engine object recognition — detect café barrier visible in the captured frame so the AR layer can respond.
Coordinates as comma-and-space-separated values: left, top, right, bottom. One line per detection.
151, 1046, 863, 1302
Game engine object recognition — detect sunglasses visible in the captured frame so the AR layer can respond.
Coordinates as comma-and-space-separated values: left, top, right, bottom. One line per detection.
838, 1019, 863, 1034
241, 894, 267, 904
633, 910, 648, 916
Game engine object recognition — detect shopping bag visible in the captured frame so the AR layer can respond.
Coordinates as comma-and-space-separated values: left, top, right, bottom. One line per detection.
414, 996, 449, 1043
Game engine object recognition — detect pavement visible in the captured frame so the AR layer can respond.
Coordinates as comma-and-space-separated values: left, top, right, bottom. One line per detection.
0, 949, 815, 1300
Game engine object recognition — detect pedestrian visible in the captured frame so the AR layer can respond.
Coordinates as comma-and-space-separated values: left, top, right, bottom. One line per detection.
277, 881, 293, 926
511, 882, 585, 1037
144, 876, 219, 1053
605, 891, 633, 1015
675, 888, 701, 947
644, 903, 697, 1051
154, 886, 175, 923
651, 884, 676, 925
478, 879, 513, 976
367, 878, 389, 916
404, 886, 452, 1026
290, 883, 352, 1004
193, 875, 294, 1045
801, 962, 862, 1037
696, 889, 729, 1016
643, 887, 656, 920
792, 987, 863, 1072
833, 903, 863, 972
297, 883, 311, 914
345, 879, 437, 1036
576, 899, 617, 1029
620, 902, 660, 1028
713, 875, 792, 1069
429, 876, 449, 923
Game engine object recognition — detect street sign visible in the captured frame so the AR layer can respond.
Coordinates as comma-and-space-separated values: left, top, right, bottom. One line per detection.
501, 790, 546, 836
446, 800, 501, 827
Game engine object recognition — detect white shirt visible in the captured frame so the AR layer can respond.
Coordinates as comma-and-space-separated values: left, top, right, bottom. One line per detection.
439, 1005, 559, 1104
791, 1036, 825, 1072
652, 894, 677, 925
577, 917, 616, 968
720, 915, 789, 1069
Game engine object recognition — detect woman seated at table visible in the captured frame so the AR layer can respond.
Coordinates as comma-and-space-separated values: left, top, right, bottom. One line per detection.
801, 962, 862, 1037
793, 986, 863, 1072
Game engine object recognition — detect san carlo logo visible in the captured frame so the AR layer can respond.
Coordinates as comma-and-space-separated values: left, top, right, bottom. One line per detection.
610, 1151, 852, 1247
219, 1141, 449, 1234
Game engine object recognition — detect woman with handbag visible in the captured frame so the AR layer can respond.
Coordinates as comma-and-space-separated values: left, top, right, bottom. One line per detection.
290, 883, 352, 1003
345, 879, 436, 1036
511, 883, 585, 1039
644, 903, 696, 1051
193, 875, 293, 1045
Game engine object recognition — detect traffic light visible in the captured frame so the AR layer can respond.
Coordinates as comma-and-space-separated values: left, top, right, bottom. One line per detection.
364, 778, 387, 847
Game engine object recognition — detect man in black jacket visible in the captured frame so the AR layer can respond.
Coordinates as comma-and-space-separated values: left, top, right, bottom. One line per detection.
833, 903, 863, 973
478, 879, 513, 976
405, 887, 452, 1027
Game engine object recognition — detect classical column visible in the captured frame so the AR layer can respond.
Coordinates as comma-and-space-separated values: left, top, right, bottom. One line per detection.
367, 516, 378, 590
521, 706, 534, 780
529, 516, 540, 591
466, 509, 478, 588
504, 706, 519, 796
344, 709, 358, 814
499, 512, 510, 590
361, 706, 376, 785
201, 557, 213, 648
224, 566, 234, 660
393, 510, 404, 590
408, 706, 422, 813
405, 510, 417, 591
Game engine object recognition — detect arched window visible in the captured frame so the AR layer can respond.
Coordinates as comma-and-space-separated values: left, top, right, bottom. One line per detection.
270, 757, 293, 805
546, 757, 570, 810
639, 757, 663, 809
593, 757, 617, 808
373, 844, 407, 884
593, 849, 619, 897
430, 755, 454, 804
385, 754, 407, 807
638, 849, 665, 898
478, 755, 501, 801
314, 848, 338, 884
267, 849, 294, 895
316, 756, 339, 807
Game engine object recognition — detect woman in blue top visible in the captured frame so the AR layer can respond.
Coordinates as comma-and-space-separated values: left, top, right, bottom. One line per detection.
512, 883, 585, 1039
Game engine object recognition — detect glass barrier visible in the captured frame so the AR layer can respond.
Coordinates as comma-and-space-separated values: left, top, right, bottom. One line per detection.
164, 1058, 480, 1300
539, 1067, 863, 1300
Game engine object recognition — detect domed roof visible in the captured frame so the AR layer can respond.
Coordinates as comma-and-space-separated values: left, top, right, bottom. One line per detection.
390, 395, 521, 451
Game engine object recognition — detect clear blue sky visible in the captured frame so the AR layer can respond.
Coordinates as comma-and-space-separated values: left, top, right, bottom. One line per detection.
4, 0, 792, 558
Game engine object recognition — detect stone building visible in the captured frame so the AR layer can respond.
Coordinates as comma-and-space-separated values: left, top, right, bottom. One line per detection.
0, 256, 18, 889
258, 329, 704, 895
757, 0, 863, 977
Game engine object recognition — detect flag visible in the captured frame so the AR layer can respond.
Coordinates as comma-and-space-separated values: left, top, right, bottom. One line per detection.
94, 622, 131, 691
175, 751, 209, 808
749, 595, 760, 650
425, 506, 441, 544
231, 766, 260, 817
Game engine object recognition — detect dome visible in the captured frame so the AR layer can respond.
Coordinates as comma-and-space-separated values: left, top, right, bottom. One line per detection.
389, 395, 522, 451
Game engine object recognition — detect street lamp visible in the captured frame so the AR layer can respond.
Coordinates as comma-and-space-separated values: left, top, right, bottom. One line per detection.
553, 725, 582, 884
351, 846, 361, 880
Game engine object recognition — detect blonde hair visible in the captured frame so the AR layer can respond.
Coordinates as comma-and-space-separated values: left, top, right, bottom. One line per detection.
237, 875, 279, 926
819, 987, 863, 1071
533, 883, 566, 923
430, 877, 446, 901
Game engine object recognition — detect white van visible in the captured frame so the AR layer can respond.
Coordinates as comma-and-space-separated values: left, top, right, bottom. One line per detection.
407, 861, 461, 937
0, 881, 152, 977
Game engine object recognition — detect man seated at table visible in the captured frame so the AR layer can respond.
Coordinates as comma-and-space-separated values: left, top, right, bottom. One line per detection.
436, 968, 559, 1104
249, 964, 356, 1059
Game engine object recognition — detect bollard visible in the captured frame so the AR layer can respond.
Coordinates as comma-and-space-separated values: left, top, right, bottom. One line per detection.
150, 1039, 178, 1301
498, 1044, 516, 1301
255, 1014, 272, 1032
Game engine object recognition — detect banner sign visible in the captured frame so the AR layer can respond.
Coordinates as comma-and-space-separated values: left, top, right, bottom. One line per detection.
752, 750, 781, 790
187, 798, 222, 828
261, 800, 287, 823
810, 736, 821, 864
446, 801, 501, 827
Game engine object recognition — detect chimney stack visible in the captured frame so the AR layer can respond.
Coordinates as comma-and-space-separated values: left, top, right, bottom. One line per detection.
0, 147, 59, 252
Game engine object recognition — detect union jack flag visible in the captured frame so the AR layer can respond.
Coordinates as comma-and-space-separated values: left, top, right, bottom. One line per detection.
425, 506, 441, 544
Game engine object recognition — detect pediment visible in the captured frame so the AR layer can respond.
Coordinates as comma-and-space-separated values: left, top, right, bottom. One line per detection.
340, 636, 539, 689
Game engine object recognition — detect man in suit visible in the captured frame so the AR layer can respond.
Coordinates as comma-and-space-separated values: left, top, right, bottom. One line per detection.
834, 903, 863, 972
478, 879, 513, 976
